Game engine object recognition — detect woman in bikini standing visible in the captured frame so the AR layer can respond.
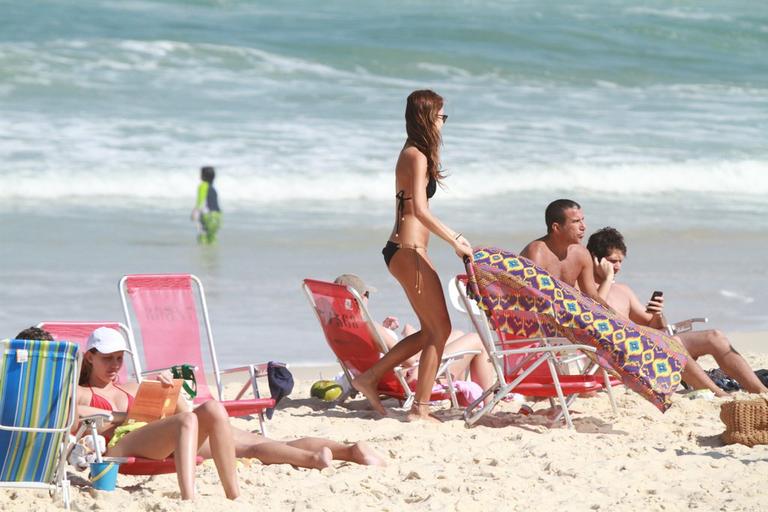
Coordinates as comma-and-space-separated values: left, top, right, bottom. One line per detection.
352, 90, 473, 421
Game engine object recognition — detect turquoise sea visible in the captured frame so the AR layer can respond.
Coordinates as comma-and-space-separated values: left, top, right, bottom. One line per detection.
1, 1, 767, 366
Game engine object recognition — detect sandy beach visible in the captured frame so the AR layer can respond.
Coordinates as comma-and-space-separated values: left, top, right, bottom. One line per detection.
2, 332, 765, 512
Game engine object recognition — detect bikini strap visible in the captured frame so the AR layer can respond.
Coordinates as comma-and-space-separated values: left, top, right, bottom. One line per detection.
113, 384, 134, 399
396, 243, 424, 295
394, 190, 412, 238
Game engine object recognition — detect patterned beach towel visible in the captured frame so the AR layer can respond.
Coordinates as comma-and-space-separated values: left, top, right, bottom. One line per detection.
466, 247, 689, 412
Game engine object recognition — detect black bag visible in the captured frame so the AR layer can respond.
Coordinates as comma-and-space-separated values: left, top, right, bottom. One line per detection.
266, 362, 294, 420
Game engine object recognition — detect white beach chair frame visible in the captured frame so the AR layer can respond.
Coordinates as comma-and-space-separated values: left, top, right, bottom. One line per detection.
453, 277, 617, 429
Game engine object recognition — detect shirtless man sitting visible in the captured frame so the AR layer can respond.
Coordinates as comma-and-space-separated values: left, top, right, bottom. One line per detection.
520, 200, 730, 396
519, 199, 612, 304
587, 226, 768, 395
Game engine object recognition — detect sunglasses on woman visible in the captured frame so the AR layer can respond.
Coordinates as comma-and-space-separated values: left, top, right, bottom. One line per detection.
437, 114, 448, 123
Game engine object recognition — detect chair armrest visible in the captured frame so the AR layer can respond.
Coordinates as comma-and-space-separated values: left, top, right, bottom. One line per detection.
80, 413, 114, 426
668, 317, 708, 335
219, 362, 279, 378
399, 350, 481, 371
141, 366, 199, 378
225, 362, 288, 402
497, 343, 597, 357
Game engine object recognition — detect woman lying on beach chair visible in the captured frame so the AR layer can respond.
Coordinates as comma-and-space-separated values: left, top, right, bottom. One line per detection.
70, 327, 384, 491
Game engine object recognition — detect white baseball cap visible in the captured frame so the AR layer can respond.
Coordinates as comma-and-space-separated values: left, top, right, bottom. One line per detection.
86, 327, 131, 354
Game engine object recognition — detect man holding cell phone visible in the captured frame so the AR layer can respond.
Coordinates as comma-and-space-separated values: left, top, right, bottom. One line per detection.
588, 227, 768, 395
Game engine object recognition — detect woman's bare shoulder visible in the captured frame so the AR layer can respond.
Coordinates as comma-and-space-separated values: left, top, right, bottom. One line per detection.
398, 145, 427, 167
77, 385, 92, 405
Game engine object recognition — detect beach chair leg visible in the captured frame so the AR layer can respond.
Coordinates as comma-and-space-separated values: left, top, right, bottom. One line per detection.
341, 366, 358, 399
602, 369, 618, 413
444, 370, 459, 408
61, 478, 71, 510
463, 383, 505, 427
257, 411, 267, 436
547, 358, 574, 429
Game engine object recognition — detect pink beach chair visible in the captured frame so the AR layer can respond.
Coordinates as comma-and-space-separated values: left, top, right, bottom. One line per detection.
119, 274, 275, 434
38, 321, 141, 385
38, 320, 203, 476
302, 278, 480, 410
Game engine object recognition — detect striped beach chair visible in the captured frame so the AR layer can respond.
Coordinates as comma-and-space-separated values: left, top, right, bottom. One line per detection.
0, 339, 79, 509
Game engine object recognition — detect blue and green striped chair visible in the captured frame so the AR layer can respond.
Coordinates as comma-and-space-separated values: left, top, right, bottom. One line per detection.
0, 339, 79, 509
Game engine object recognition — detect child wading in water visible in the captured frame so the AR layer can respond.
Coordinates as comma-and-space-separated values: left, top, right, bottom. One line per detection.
191, 166, 222, 244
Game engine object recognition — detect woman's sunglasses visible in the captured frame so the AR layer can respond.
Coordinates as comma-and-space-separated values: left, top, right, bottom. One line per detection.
437, 114, 448, 123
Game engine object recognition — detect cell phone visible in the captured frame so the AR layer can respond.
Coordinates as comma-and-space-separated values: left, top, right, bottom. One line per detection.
646, 291, 663, 313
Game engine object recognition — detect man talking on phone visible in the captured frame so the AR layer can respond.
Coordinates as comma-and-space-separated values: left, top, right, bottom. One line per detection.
588, 226, 768, 395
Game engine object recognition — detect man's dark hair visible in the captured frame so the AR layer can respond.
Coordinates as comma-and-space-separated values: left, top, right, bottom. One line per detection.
587, 227, 627, 260
201, 166, 215, 183
545, 199, 581, 233
15, 326, 54, 341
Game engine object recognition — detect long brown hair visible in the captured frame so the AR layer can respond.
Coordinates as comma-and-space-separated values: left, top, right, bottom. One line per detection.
79, 349, 97, 385
405, 89, 445, 183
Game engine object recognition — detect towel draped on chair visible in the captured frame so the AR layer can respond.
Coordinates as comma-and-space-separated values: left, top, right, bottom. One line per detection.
467, 247, 689, 412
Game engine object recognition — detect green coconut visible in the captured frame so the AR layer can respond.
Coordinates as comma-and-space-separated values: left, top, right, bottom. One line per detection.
310, 380, 344, 401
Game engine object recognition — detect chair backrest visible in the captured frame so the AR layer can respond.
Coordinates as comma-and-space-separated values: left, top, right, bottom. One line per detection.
455, 275, 555, 379
119, 274, 220, 404
38, 321, 140, 384
0, 339, 78, 484
302, 279, 406, 396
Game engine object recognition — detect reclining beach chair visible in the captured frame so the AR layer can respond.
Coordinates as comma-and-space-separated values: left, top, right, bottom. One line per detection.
464, 247, 688, 421
119, 274, 275, 434
38, 321, 203, 476
302, 278, 480, 410
454, 276, 617, 429
0, 338, 78, 509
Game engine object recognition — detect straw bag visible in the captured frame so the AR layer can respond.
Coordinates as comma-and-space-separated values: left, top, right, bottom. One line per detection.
720, 398, 768, 447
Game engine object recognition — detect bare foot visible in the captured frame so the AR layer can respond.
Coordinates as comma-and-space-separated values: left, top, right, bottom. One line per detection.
351, 441, 386, 466
310, 447, 333, 470
406, 404, 442, 423
351, 373, 387, 416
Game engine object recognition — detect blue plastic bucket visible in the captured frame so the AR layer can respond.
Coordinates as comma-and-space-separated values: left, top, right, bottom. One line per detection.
89, 461, 119, 491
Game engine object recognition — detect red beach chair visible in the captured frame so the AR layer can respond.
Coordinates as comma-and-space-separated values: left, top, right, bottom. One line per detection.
38, 321, 203, 476
118, 274, 275, 434
302, 278, 480, 410
453, 276, 618, 429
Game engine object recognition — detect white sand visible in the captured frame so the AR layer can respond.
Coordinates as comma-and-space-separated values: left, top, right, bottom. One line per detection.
3, 333, 767, 512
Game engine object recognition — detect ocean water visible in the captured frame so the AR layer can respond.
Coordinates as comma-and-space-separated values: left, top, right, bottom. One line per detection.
1, 1, 767, 366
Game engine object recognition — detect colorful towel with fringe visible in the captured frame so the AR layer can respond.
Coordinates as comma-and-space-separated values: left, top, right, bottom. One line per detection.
466, 247, 689, 412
